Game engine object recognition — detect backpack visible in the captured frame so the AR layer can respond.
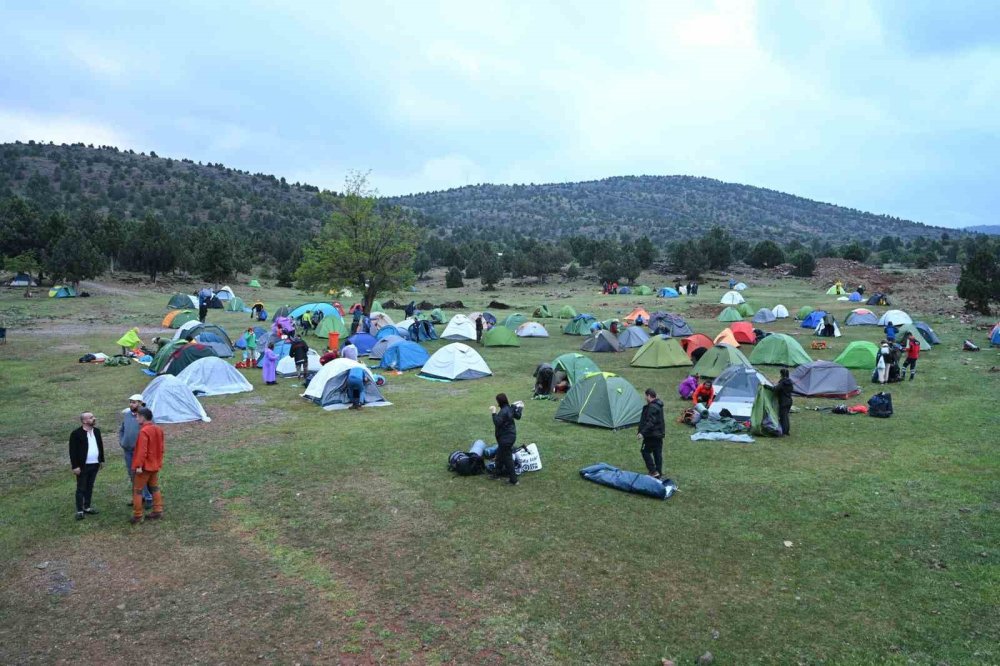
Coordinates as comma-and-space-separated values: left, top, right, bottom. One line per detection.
448, 451, 485, 476
868, 392, 893, 418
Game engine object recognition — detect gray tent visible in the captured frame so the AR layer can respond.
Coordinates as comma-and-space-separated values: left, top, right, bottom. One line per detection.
790, 361, 861, 398
617, 326, 650, 348
580, 330, 623, 353
710, 365, 772, 418
913, 321, 941, 345
648, 312, 693, 337
369, 334, 405, 360
751, 308, 777, 324
845, 310, 879, 326
141, 375, 211, 424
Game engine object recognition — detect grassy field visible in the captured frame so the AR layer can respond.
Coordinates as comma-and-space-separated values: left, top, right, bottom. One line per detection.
0, 272, 997, 665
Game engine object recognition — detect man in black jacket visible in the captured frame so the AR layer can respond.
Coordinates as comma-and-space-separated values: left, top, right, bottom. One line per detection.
637, 388, 665, 478
490, 393, 524, 485
768, 369, 795, 436
69, 411, 105, 520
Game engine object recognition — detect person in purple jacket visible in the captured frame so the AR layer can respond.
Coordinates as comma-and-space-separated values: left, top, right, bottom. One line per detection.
261, 343, 278, 385
677, 373, 699, 400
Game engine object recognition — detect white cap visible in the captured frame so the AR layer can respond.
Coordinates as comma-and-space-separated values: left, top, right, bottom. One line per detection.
128, 394, 144, 402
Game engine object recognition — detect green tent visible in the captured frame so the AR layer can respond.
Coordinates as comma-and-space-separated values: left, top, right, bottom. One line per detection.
634, 285, 654, 296
692, 343, 752, 378
736, 302, 754, 317
750, 385, 782, 436
482, 326, 520, 347
429, 308, 446, 324
601, 318, 620, 330
504, 313, 528, 329
748, 334, 813, 366
630, 336, 691, 368
371, 300, 384, 313
224, 296, 246, 312
533, 305, 551, 318
796, 306, 814, 320
553, 353, 600, 385
167, 293, 195, 309
563, 315, 597, 335
718, 306, 743, 322
895, 324, 932, 351
312, 313, 349, 340
826, 284, 847, 295
555, 372, 644, 430
835, 340, 879, 369
557, 305, 577, 319
248, 279, 261, 288
149, 339, 187, 374
165, 310, 198, 329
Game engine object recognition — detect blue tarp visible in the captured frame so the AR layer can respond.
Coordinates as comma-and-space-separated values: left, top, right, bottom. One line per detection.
579, 463, 676, 500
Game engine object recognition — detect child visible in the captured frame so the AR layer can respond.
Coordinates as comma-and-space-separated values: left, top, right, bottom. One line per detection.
243, 328, 258, 367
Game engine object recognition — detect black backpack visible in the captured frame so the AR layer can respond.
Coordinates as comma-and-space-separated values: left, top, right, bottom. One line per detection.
448, 451, 485, 476
868, 392, 893, 418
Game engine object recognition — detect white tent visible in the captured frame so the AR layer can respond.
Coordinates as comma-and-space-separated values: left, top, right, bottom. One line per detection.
176, 357, 253, 396
771, 304, 789, 318
369, 312, 395, 333
302, 357, 388, 410
303, 358, 374, 401
442, 314, 477, 341
720, 290, 745, 305
710, 365, 771, 419
814, 320, 843, 338
516, 322, 549, 337
276, 349, 322, 377
141, 375, 211, 424
419, 343, 492, 381
734, 282, 748, 291
216, 285, 235, 301
396, 318, 416, 335
878, 310, 913, 326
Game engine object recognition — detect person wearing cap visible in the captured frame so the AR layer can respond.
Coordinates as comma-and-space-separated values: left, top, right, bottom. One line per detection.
119, 394, 153, 509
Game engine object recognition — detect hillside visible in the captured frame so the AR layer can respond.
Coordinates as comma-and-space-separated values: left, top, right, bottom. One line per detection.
388, 176, 954, 243
965, 224, 1000, 235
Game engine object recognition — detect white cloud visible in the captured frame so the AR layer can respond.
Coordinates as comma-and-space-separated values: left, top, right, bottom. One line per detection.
0, 108, 129, 147
66, 38, 125, 80
374, 155, 485, 195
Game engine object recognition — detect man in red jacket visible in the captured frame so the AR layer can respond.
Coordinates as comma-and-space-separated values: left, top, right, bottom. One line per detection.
131, 407, 165, 524
902, 332, 921, 381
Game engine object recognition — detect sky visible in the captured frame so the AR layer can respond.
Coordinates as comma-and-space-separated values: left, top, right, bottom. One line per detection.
1, 0, 998, 229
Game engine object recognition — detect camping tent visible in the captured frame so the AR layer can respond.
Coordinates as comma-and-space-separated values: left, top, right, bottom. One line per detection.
796, 306, 814, 320
176, 357, 253, 396
48, 285, 77, 298
312, 314, 349, 342
734, 282, 748, 291
845, 309, 878, 326
563, 314, 598, 335
748, 333, 813, 366
713, 328, 740, 347
658, 287, 679, 298
617, 326, 650, 348
848, 291, 863, 302
634, 285, 654, 296
554, 372, 644, 430
533, 305, 551, 318
624, 308, 650, 325
990, 323, 1000, 346
368, 312, 395, 333
913, 321, 941, 345
346, 332, 378, 355
141, 375, 211, 424
442, 314, 477, 341
630, 335, 691, 368
515, 322, 549, 338
167, 293, 198, 309
867, 292, 891, 306
379, 340, 429, 371
173, 322, 235, 357
248, 279, 261, 288
276, 350, 322, 376
736, 302, 755, 317
215, 286, 235, 302
618, 286, 631, 294
750, 384, 782, 436
370, 300, 384, 313
482, 326, 520, 347
691, 343, 752, 378
369, 335, 405, 360
649, 312, 693, 337
9, 272, 37, 287
224, 296, 246, 312
290, 303, 339, 319
680, 334, 714, 358
718, 307, 743, 322
895, 324, 932, 350
800, 310, 827, 328
420, 343, 492, 381
878, 309, 913, 326
160, 343, 220, 376
720, 290, 745, 305
557, 305, 577, 319
375, 325, 401, 341
304, 358, 388, 410
553, 353, 600, 386
772, 304, 790, 318
826, 284, 847, 295
580, 330, 623, 353
429, 308, 447, 324
834, 341, 879, 369
790, 361, 861, 398
729, 321, 756, 344
710, 365, 772, 419
752, 308, 777, 324
814, 317, 842, 338
162, 309, 198, 329
503, 313, 528, 329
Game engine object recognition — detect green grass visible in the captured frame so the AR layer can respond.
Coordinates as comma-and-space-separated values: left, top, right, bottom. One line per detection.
0, 273, 997, 664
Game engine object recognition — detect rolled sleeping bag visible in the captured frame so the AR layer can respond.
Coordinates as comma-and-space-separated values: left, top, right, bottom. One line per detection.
469, 439, 487, 457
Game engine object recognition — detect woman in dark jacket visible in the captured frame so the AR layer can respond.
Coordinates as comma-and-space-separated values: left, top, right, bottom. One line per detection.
490, 393, 523, 485
768, 368, 795, 436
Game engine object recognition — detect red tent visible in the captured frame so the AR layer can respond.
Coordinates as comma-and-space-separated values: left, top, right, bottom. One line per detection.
730, 321, 756, 344
680, 333, 713, 358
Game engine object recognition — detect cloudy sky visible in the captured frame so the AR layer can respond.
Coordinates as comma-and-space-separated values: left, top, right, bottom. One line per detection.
1, 0, 998, 228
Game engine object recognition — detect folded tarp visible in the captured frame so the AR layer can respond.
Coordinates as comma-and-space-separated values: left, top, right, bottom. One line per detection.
690, 432, 754, 443
579, 463, 676, 500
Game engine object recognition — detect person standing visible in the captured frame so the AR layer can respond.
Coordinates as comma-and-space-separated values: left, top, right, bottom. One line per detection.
768, 368, 795, 436
69, 412, 105, 520
119, 395, 153, 510
131, 407, 164, 524
490, 393, 523, 486
198, 297, 209, 323
261, 342, 278, 385
475, 315, 484, 344
637, 388, 665, 478
243, 327, 258, 368
350, 308, 362, 335
290, 334, 310, 381
902, 332, 920, 381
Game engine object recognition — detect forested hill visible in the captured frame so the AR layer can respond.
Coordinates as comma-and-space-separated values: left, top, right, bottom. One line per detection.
388, 176, 954, 243
0, 141, 336, 234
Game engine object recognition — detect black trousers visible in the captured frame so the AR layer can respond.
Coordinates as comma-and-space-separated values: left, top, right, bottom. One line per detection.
75, 463, 100, 512
641, 437, 663, 476
779, 405, 791, 436
496, 442, 517, 483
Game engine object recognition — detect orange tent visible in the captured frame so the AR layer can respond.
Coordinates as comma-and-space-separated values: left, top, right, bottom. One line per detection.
680, 333, 714, 358
624, 307, 650, 325
714, 328, 740, 347
730, 321, 756, 344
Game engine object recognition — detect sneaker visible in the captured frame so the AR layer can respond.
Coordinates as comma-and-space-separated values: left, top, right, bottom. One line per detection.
508, 479, 519, 486
147, 512, 163, 521
129, 516, 143, 525
75, 511, 85, 521
83, 507, 99, 515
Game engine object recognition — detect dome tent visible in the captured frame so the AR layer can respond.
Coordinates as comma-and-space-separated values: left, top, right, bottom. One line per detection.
680, 334, 714, 358
658, 287, 679, 298
369, 335, 405, 360
713, 328, 740, 347
736, 302, 755, 317
482, 326, 520, 347
771, 304, 789, 318
276, 350, 322, 376
790, 361, 861, 398
878, 310, 913, 326
312, 313, 349, 341
748, 333, 813, 366
634, 285, 654, 295
710, 365, 772, 419
729, 321, 756, 344
913, 321, 941, 345
442, 314, 477, 341
556, 305, 577, 319
141, 375, 211, 424
894, 324, 932, 351
515, 321, 549, 338
752, 308, 777, 324
720, 290, 745, 305
503, 313, 528, 329
848, 291, 863, 302
617, 326, 650, 348
691, 343, 752, 378
346, 332, 378, 355
167, 293, 198, 309
176, 357, 253, 396
375, 325, 401, 341
419, 343, 492, 381
834, 341, 879, 369
630, 335, 690, 368
304, 358, 389, 410
800, 310, 827, 328
718, 307, 743, 322
733, 282, 748, 291
580, 330, 623, 353
161, 343, 220, 376
552, 353, 600, 386
563, 314, 598, 335
162, 309, 198, 328
224, 296, 247, 312
533, 305, 551, 318
624, 308, 650, 325
648, 312, 693, 337
845, 309, 878, 326
796, 306, 814, 320
378, 340, 429, 371
555, 372, 644, 430
173, 321, 235, 357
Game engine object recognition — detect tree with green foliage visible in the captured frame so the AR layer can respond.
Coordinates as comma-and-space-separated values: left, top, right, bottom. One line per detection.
621, 254, 641, 284
0, 196, 45, 261
700, 226, 731, 270
97, 214, 127, 274
295, 174, 419, 313
790, 251, 816, 277
956, 242, 1000, 315
597, 260, 620, 284
667, 240, 704, 279
634, 236, 657, 269
132, 216, 177, 283
747, 240, 785, 268
4, 252, 40, 280
196, 228, 247, 286
730, 239, 751, 263
480, 254, 503, 289
445, 266, 464, 288
841, 242, 869, 263
46, 222, 104, 286
413, 252, 431, 279
565, 262, 580, 279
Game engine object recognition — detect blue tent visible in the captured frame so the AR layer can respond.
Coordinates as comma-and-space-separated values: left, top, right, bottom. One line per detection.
801, 310, 827, 328
658, 287, 680, 298
347, 332, 378, 355
913, 321, 941, 345
290, 302, 339, 319
618, 286, 632, 294
375, 325, 401, 340
408, 319, 438, 341
482, 312, 497, 326
992, 326, 1000, 346
378, 340, 429, 371
848, 292, 863, 302
234, 326, 267, 349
